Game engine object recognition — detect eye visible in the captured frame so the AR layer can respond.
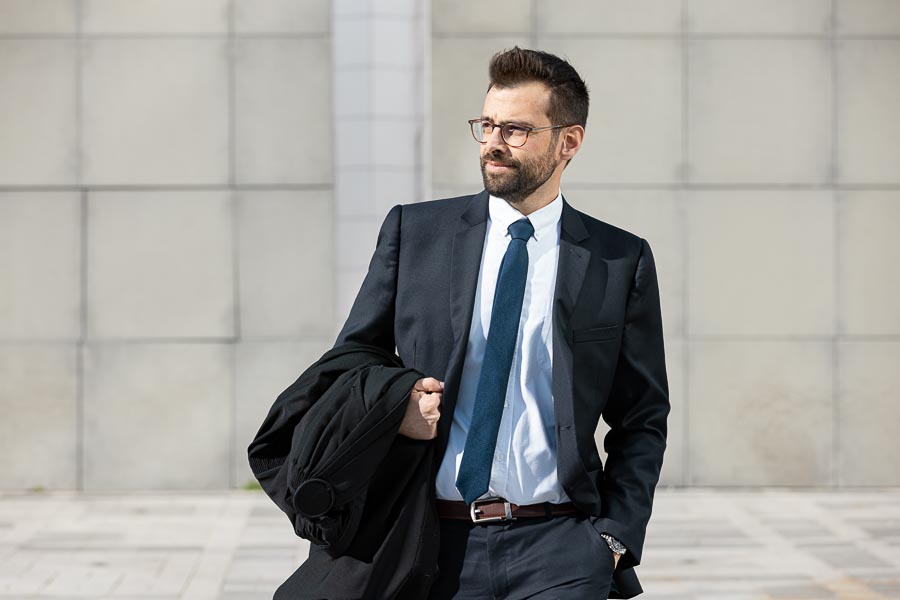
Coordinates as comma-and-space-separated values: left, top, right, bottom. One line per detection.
503, 124, 528, 140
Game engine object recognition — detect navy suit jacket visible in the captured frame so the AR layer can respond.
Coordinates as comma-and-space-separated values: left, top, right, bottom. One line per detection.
333, 188, 670, 598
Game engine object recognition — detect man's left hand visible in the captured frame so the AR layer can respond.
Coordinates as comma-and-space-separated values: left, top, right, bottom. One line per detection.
613, 553, 620, 569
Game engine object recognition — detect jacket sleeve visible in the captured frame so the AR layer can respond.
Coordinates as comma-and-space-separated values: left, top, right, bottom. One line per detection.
595, 237, 670, 572
332, 204, 402, 353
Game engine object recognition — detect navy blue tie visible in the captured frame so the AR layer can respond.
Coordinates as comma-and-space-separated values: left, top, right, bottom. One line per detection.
456, 217, 534, 505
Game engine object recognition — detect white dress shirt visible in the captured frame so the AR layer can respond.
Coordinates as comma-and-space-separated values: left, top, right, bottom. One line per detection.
435, 191, 571, 505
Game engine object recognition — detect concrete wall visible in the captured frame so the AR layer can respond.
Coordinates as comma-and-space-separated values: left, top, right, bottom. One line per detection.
1, 1, 899, 490
0, 1, 336, 490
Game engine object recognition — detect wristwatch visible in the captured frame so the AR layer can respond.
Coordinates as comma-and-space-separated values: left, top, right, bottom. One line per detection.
599, 532, 627, 556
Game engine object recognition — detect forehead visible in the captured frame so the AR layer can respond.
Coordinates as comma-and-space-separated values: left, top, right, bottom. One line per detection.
481, 81, 552, 125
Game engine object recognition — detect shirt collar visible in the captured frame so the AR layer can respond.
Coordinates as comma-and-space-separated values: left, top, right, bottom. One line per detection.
488, 190, 563, 243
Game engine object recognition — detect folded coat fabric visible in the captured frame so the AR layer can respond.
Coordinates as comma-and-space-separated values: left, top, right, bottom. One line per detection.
247, 341, 440, 600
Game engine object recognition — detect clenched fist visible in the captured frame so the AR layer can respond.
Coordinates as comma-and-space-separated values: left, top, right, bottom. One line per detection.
398, 377, 443, 440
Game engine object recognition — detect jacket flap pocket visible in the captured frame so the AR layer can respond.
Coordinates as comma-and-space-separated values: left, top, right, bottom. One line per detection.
572, 324, 620, 343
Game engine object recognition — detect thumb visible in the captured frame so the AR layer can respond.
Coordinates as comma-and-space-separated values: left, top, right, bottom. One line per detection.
416, 376, 444, 392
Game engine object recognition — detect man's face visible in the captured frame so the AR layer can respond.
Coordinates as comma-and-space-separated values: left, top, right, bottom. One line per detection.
479, 81, 564, 205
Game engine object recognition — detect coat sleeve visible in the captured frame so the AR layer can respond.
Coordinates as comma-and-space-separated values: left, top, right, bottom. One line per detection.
332, 204, 402, 353
246, 354, 346, 527
594, 237, 670, 573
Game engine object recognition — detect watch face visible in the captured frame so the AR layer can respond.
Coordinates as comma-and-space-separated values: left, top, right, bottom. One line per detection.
601, 534, 626, 554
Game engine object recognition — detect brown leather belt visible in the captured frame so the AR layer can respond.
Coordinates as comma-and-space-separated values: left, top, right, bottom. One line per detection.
436, 497, 581, 523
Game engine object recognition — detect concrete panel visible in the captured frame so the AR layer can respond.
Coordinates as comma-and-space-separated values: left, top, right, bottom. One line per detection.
689, 340, 833, 486
432, 0, 530, 34
336, 217, 381, 270
431, 185, 480, 201
86, 191, 234, 339
234, 339, 333, 487
838, 341, 900, 485
0, 0, 76, 33
334, 68, 370, 118
372, 17, 419, 68
838, 191, 900, 335
371, 119, 411, 168
372, 169, 417, 216
0, 344, 78, 490
333, 16, 369, 68
538, 0, 681, 34
837, 0, 900, 34
336, 267, 367, 337
0, 40, 77, 185
687, 0, 831, 33
540, 38, 683, 185
82, 0, 228, 33
595, 337, 685, 487
687, 39, 832, 184
336, 170, 373, 217
82, 342, 231, 489
338, 170, 416, 219
82, 39, 229, 185
431, 36, 531, 189
687, 190, 834, 336
234, 38, 332, 185
334, 120, 372, 169
837, 40, 900, 185
234, 0, 330, 33
237, 191, 334, 338
0, 193, 81, 340
372, 67, 417, 118
570, 189, 684, 338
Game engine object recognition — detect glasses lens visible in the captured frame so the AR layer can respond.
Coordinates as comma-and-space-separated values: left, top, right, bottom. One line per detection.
471, 120, 485, 142
502, 124, 527, 147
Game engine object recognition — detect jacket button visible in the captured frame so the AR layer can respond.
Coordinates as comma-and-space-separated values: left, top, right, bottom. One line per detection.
294, 478, 334, 518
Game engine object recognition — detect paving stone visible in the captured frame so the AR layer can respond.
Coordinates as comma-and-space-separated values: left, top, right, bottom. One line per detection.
0, 490, 899, 598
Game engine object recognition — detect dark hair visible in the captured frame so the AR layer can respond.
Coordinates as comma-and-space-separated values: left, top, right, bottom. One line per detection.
487, 46, 589, 131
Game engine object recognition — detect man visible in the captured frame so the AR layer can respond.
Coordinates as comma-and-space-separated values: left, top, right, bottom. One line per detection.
334, 46, 669, 599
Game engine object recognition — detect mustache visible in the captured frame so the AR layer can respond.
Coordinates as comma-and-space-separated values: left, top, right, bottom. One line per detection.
482, 155, 519, 168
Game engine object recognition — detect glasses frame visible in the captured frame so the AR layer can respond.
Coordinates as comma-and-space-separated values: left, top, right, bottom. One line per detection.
468, 118, 572, 148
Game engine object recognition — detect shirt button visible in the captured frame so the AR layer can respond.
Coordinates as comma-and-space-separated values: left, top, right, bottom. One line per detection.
494, 453, 502, 462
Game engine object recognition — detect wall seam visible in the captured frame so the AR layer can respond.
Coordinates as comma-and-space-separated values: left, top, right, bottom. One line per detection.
75, 0, 86, 493
830, 0, 841, 489
680, 0, 691, 488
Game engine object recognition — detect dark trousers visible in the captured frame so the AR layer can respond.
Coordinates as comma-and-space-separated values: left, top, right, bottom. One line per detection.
427, 513, 617, 600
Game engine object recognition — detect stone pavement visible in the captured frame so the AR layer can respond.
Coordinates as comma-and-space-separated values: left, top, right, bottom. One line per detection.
1, 488, 899, 599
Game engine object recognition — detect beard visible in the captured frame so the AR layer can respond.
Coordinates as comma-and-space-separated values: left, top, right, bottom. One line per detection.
480, 142, 561, 205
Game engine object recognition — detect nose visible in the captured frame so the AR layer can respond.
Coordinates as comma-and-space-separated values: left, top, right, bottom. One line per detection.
483, 124, 508, 155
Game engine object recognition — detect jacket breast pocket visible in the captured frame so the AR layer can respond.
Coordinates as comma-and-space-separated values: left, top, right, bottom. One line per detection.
572, 324, 619, 343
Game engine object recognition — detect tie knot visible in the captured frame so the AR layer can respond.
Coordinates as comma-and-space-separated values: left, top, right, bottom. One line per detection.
508, 218, 534, 242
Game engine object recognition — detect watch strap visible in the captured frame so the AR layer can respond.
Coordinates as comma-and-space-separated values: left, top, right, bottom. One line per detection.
599, 532, 627, 555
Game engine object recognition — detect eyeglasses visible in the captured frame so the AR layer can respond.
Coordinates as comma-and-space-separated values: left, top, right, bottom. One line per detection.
468, 118, 571, 148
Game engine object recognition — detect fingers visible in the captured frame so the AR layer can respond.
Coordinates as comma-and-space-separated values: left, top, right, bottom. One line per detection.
414, 376, 445, 393
420, 394, 441, 417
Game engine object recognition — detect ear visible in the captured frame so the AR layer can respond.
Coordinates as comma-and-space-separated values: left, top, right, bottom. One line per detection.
559, 125, 584, 162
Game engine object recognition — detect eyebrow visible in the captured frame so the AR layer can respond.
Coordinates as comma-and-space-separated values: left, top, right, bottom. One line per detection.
480, 116, 538, 128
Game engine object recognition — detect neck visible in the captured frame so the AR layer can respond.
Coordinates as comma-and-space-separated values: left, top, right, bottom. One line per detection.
501, 175, 562, 216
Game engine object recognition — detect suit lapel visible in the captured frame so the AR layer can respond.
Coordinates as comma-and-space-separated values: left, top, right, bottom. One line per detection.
448, 190, 490, 346
551, 197, 592, 490
438, 190, 489, 458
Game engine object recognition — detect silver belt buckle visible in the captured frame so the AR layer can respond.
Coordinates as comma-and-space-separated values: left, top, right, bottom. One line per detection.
470, 496, 514, 523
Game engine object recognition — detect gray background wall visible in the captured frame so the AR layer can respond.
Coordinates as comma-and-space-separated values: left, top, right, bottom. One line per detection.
1, 0, 898, 491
